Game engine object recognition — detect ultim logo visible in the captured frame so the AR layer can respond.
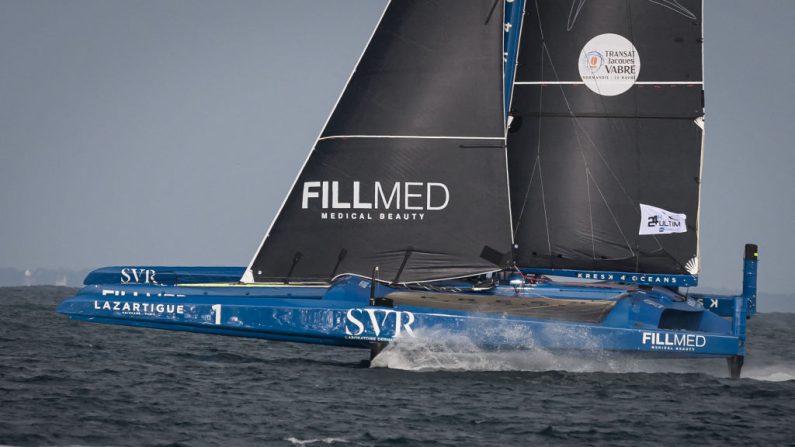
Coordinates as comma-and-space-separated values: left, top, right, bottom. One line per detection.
302, 181, 449, 211
647, 214, 683, 232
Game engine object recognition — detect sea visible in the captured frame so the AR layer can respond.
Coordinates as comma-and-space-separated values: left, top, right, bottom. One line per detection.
1, 287, 793, 446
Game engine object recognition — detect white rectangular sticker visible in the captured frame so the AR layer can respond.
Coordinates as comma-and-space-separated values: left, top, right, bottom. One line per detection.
639, 204, 687, 235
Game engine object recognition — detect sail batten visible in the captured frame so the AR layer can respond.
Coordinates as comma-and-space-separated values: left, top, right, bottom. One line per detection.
317, 135, 506, 141
515, 81, 703, 85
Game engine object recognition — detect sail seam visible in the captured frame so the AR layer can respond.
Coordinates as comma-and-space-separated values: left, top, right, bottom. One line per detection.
317, 135, 505, 141
514, 81, 703, 85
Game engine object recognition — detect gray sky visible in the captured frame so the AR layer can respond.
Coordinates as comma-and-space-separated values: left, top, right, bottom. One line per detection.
1, 0, 793, 299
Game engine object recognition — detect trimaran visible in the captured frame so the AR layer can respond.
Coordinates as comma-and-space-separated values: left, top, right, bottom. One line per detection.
58, 0, 758, 378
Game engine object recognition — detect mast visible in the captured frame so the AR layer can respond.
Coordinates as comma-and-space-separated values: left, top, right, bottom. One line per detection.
507, 0, 704, 277
244, 0, 513, 284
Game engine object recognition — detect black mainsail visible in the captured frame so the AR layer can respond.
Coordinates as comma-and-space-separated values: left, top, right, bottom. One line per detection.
245, 0, 513, 284
508, 0, 704, 275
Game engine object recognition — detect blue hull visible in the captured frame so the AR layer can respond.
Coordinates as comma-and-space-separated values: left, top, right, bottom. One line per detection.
57, 266, 753, 363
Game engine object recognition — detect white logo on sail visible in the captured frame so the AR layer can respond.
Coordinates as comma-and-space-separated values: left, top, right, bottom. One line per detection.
578, 33, 640, 96
639, 204, 687, 235
301, 181, 449, 221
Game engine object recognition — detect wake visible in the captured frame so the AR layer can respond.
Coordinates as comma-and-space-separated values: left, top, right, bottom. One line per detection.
370, 328, 795, 381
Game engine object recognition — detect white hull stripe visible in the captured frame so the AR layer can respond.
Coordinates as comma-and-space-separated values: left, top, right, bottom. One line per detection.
515, 81, 703, 85
318, 135, 505, 141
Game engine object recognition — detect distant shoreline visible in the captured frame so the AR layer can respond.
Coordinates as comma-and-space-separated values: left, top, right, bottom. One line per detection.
0, 267, 90, 288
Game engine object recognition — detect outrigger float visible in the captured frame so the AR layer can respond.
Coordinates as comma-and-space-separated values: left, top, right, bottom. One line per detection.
59, 0, 758, 378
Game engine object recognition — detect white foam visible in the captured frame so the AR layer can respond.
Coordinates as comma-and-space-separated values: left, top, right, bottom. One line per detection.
370, 327, 631, 373
741, 366, 795, 382
285, 437, 348, 446
370, 328, 795, 381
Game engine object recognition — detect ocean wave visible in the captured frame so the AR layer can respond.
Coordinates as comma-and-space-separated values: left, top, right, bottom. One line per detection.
285, 437, 348, 446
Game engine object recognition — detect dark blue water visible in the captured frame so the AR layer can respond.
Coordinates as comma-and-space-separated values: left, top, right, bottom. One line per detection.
1, 287, 794, 446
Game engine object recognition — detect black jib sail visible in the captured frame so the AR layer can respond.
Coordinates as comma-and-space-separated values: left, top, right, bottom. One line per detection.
245, 0, 513, 284
508, 0, 703, 275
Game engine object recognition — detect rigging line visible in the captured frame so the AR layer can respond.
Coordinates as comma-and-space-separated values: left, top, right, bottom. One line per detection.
623, 1, 683, 271
538, 16, 637, 259
540, 43, 650, 253
569, 95, 629, 260
569, 0, 696, 31
648, 0, 697, 19
549, 69, 598, 261
576, 1, 649, 262
621, 2, 677, 270
541, 0, 688, 272
534, 9, 636, 213
540, 46, 629, 205
573, 123, 597, 263
566, 0, 588, 31
512, 42, 544, 238
563, 57, 604, 263
569, 2, 690, 220
485, 0, 500, 24
532, 1, 552, 258
570, 113, 649, 223
625, 7, 677, 272
627, 0, 688, 271
512, 156, 538, 238
586, 167, 596, 263
515, 81, 703, 85
587, 170, 635, 256
537, 156, 553, 259
533, 0, 545, 40
536, 1, 658, 264
540, 46, 631, 203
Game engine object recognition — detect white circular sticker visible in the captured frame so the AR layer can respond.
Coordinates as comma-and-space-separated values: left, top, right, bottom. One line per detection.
578, 33, 640, 96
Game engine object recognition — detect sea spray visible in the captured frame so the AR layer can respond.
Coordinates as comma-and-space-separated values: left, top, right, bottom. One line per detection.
369, 325, 780, 376
370, 324, 621, 372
